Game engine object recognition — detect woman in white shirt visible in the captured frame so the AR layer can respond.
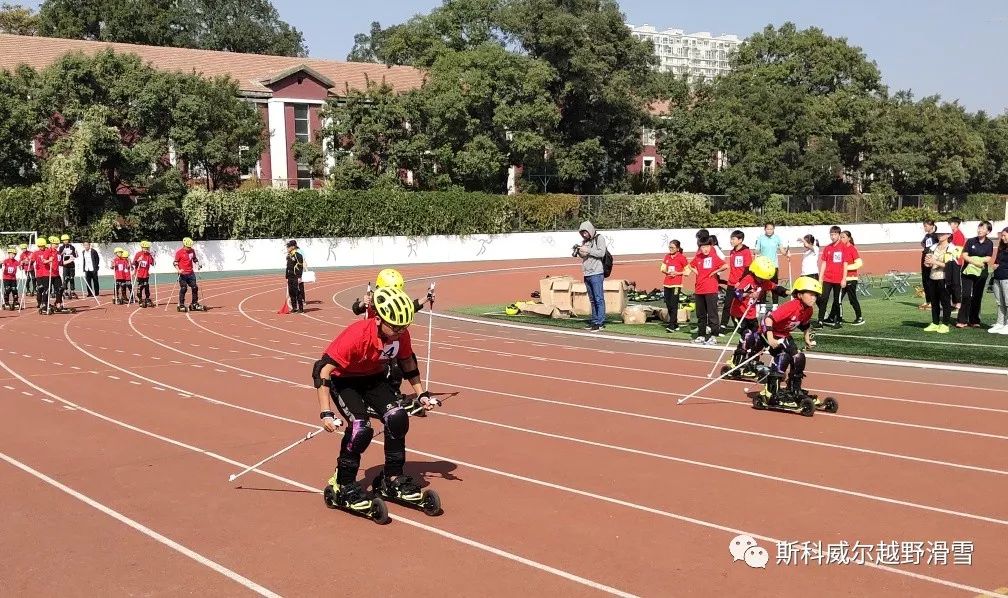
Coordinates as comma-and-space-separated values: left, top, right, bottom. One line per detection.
798, 235, 820, 279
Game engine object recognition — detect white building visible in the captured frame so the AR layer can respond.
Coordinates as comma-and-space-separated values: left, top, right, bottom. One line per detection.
627, 24, 742, 80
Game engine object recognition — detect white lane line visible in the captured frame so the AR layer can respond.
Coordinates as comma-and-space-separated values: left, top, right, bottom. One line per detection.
0, 452, 281, 598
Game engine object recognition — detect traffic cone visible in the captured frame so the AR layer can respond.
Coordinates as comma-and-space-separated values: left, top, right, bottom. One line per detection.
278, 299, 291, 315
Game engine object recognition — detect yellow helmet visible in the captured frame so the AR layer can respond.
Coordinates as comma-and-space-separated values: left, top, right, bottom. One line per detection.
505, 303, 520, 316
792, 276, 823, 296
140, 240, 152, 249
372, 286, 415, 328
48, 235, 60, 244
375, 268, 405, 290
7, 247, 15, 255
36, 238, 47, 248
749, 255, 777, 280
19, 243, 27, 250
182, 237, 194, 248
60, 234, 70, 242
114, 247, 124, 256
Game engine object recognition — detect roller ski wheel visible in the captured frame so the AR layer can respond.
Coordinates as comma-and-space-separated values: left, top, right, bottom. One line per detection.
323, 483, 390, 525
176, 305, 189, 313
819, 397, 839, 413
372, 473, 442, 516
189, 303, 208, 312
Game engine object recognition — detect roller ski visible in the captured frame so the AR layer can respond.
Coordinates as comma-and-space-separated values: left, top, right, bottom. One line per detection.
720, 356, 768, 382
371, 471, 442, 516
188, 302, 208, 312
1, 302, 17, 311
322, 478, 390, 525
749, 379, 838, 417
176, 304, 188, 312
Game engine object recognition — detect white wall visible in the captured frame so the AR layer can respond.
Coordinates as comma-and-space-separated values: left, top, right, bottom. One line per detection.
75, 220, 1000, 275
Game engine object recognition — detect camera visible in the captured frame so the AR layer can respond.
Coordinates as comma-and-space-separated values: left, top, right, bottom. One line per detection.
571, 244, 581, 257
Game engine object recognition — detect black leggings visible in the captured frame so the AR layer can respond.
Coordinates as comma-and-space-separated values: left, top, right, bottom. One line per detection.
178, 273, 199, 305
841, 280, 862, 319
720, 285, 735, 327
957, 273, 988, 326
136, 277, 150, 301
694, 293, 719, 337
948, 262, 962, 305
921, 265, 934, 304
768, 336, 806, 392
287, 277, 304, 310
115, 280, 133, 302
928, 278, 952, 325
663, 286, 681, 328
63, 265, 76, 290
818, 282, 842, 322
330, 373, 408, 485
3, 280, 17, 304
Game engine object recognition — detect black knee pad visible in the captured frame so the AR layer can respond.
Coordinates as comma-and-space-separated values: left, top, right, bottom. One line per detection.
342, 418, 374, 454
382, 406, 409, 440
792, 351, 806, 378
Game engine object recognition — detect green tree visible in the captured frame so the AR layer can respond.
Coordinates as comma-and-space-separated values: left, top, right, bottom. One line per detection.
0, 65, 39, 186
168, 73, 265, 190
37, 0, 306, 56
0, 2, 38, 34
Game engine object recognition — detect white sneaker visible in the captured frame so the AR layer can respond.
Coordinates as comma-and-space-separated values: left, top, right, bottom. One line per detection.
693, 337, 705, 344
705, 336, 719, 346
989, 324, 1004, 334
999, 327, 1008, 335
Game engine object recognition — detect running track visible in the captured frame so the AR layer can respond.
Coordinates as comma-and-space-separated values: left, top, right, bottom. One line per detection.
1, 251, 1006, 597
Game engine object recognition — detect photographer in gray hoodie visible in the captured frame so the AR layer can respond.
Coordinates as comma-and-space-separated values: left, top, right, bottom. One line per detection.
574, 220, 607, 330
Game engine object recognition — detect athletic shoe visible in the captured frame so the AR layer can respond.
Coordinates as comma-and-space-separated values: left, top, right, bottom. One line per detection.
665, 326, 678, 333
693, 336, 705, 344
812, 321, 824, 329
583, 324, 594, 330
851, 318, 865, 326
705, 336, 719, 346
923, 323, 940, 332
936, 324, 950, 334
998, 327, 1008, 335
988, 324, 1004, 334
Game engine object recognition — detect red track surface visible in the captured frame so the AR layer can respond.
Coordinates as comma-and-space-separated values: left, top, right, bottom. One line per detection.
2, 247, 1006, 597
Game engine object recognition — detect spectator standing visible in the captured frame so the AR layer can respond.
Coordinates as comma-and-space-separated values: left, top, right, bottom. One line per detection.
687, 235, 727, 344
840, 231, 865, 326
919, 220, 938, 310
923, 229, 956, 333
956, 221, 994, 328
286, 240, 305, 313
660, 240, 688, 333
816, 226, 847, 328
754, 223, 788, 306
721, 230, 752, 329
989, 227, 1008, 334
948, 216, 966, 311
576, 221, 607, 331
798, 235, 820, 279
81, 242, 100, 297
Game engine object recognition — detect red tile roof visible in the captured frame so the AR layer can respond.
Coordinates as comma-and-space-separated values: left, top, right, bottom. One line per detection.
0, 33, 425, 97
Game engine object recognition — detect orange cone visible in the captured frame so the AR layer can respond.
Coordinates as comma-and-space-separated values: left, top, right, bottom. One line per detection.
278, 300, 291, 315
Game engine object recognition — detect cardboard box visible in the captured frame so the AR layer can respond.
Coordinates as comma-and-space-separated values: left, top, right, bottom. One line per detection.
570, 280, 627, 316
570, 282, 590, 317
677, 308, 691, 323
539, 275, 574, 311
622, 306, 646, 324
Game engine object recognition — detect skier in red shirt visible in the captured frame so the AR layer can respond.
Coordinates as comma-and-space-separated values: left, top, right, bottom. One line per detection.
173, 237, 205, 312
2, 247, 20, 310
32, 238, 53, 313
112, 248, 133, 304
351, 268, 432, 318
725, 256, 789, 377
18, 243, 35, 296
132, 241, 155, 308
721, 230, 753, 329
749, 277, 837, 415
312, 286, 440, 522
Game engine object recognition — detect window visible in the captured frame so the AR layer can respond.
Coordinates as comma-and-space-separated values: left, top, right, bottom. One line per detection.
293, 104, 311, 189
642, 157, 656, 174
238, 145, 258, 179
642, 128, 657, 147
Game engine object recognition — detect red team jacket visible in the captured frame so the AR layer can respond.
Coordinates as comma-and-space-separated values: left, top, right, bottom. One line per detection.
764, 298, 813, 340
112, 256, 131, 281
324, 318, 414, 378
132, 251, 154, 278
3, 257, 18, 281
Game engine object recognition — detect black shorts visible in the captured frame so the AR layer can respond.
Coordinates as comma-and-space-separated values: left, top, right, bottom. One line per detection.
329, 373, 399, 421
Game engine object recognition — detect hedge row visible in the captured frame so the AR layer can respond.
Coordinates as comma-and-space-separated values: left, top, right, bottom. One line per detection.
2, 187, 1004, 242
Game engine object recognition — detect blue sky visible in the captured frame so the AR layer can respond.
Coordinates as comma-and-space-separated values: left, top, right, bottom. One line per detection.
24, 0, 1008, 114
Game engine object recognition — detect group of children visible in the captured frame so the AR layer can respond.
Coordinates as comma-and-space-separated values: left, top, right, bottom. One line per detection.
3, 235, 203, 314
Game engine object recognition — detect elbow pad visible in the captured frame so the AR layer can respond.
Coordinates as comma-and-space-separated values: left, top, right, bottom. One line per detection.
312, 357, 333, 388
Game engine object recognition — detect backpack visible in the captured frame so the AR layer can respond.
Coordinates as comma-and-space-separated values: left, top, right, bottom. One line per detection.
602, 248, 614, 278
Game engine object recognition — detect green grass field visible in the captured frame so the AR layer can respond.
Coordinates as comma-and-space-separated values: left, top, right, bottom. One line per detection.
455, 285, 1008, 368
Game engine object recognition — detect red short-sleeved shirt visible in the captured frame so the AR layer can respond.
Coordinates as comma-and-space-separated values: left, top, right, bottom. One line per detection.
174, 247, 196, 274
113, 257, 131, 281
324, 318, 414, 378
19, 250, 33, 271
3, 258, 18, 281
662, 253, 688, 287
820, 242, 847, 284
33, 249, 53, 277
727, 246, 753, 285
690, 251, 725, 295
730, 273, 777, 320
844, 244, 861, 279
766, 298, 813, 339
951, 229, 966, 266
133, 251, 154, 278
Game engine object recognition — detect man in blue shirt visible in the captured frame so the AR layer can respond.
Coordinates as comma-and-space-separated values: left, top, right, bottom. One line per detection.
754, 222, 789, 306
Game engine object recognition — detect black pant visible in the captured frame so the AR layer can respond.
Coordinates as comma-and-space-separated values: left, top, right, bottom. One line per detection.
928, 278, 951, 325
921, 265, 934, 304
720, 285, 736, 328
768, 336, 807, 392
957, 273, 988, 325
25, 271, 35, 294
50, 275, 63, 305
663, 286, 681, 329
36, 276, 50, 308
818, 282, 842, 323
115, 280, 133, 302
841, 280, 862, 320
330, 373, 407, 485
3, 280, 17, 305
287, 277, 304, 310
178, 273, 198, 305
84, 270, 99, 296
63, 265, 76, 291
695, 293, 719, 338
948, 262, 962, 305
136, 277, 150, 301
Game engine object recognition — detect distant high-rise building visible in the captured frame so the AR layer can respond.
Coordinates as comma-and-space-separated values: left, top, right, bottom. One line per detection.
627, 24, 742, 80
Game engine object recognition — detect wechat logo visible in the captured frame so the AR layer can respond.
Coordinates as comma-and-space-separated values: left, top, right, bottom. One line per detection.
730, 535, 769, 569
